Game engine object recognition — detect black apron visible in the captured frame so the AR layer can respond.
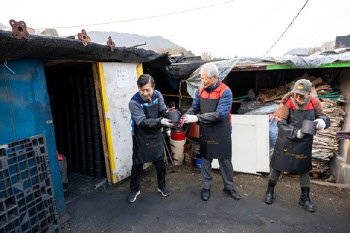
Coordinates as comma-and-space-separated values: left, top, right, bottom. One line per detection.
132, 103, 163, 164
270, 102, 315, 173
199, 98, 232, 159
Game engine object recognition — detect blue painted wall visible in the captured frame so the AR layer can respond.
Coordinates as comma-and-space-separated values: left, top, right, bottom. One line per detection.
0, 60, 65, 214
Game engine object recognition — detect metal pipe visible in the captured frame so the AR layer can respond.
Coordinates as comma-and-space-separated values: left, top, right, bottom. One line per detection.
126, 42, 146, 49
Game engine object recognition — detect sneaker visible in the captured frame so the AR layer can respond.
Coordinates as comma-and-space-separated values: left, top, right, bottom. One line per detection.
128, 190, 140, 203
157, 187, 171, 197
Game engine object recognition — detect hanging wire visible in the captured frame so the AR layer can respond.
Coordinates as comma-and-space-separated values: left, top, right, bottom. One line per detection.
35, 0, 235, 30
4, 61, 16, 74
263, 0, 310, 57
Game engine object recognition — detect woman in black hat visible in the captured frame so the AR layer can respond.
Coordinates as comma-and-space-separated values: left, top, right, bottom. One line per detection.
264, 79, 330, 212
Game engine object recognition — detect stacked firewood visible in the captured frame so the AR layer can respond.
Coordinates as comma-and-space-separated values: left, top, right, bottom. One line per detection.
311, 98, 345, 178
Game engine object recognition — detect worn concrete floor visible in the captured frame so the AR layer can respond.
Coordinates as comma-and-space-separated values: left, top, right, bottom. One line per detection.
64, 165, 350, 233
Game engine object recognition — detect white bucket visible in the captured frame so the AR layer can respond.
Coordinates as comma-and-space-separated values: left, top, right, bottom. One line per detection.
169, 138, 186, 165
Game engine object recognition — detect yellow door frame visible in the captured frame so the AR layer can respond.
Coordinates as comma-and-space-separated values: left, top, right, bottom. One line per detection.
97, 62, 144, 183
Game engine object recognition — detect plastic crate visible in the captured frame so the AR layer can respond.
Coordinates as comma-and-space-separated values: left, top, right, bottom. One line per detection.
0, 135, 61, 233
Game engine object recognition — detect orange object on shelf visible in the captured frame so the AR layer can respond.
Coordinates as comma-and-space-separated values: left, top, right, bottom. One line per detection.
188, 123, 199, 138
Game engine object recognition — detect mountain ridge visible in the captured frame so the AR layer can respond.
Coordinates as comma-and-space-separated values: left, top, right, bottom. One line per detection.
88, 31, 185, 52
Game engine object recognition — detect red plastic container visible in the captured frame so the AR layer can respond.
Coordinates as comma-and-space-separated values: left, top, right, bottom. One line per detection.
171, 130, 185, 141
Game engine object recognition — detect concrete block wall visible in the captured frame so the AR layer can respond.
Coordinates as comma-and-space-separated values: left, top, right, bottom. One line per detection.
331, 68, 350, 184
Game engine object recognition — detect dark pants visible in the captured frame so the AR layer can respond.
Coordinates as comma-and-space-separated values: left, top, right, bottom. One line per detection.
268, 167, 310, 188
130, 159, 166, 192
201, 157, 234, 190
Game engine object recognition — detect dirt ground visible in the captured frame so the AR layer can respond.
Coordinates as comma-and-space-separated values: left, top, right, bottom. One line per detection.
64, 165, 350, 233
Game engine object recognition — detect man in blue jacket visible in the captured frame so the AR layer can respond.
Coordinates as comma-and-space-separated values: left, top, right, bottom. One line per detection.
183, 63, 240, 201
128, 74, 173, 203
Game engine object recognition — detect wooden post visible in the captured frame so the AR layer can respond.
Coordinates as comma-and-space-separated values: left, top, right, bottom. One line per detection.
346, 141, 350, 165
92, 63, 112, 184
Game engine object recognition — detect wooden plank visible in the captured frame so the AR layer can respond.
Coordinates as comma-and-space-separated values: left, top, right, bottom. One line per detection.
44, 60, 94, 68
162, 94, 192, 99
97, 63, 118, 184
346, 141, 350, 165
162, 93, 244, 103
92, 63, 112, 184
310, 180, 350, 189
231, 65, 267, 72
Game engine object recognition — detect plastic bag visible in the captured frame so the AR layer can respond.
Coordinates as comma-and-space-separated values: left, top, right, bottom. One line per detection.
243, 103, 279, 115
269, 118, 279, 159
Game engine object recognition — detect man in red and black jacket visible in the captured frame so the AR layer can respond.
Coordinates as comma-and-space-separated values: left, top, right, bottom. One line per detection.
265, 79, 330, 212
183, 63, 240, 202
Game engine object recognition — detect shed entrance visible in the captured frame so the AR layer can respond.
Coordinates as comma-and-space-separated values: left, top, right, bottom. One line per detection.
44, 62, 107, 198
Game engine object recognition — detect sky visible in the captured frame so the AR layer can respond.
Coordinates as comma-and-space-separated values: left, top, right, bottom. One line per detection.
1, 0, 350, 58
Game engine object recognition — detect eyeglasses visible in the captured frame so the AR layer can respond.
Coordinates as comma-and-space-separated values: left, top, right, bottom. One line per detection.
294, 93, 306, 100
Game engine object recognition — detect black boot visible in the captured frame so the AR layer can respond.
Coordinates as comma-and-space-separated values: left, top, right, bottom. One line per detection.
299, 187, 315, 212
264, 181, 276, 204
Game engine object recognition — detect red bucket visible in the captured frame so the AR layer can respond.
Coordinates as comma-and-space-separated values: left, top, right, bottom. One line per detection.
171, 131, 185, 141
